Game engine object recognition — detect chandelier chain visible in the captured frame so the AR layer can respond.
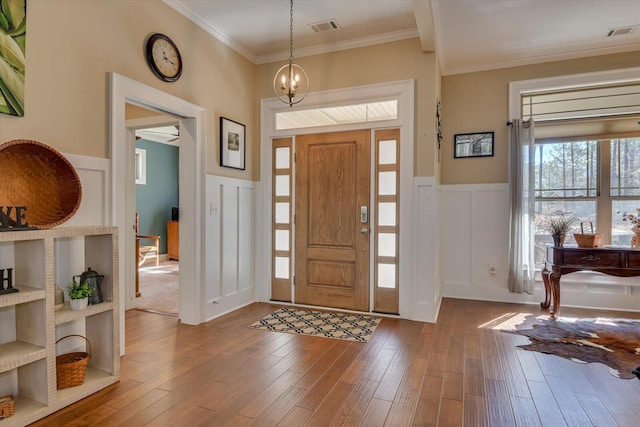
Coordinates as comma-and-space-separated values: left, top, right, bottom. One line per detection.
289, 0, 294, 63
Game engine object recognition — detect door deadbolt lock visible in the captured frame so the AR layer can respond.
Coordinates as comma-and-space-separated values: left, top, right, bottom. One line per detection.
360, 206, 368, 223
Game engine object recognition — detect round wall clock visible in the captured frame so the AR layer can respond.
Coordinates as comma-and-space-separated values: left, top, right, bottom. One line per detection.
145, 33, 182, 82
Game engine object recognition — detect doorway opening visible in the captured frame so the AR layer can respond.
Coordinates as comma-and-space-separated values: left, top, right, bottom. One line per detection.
128, 117, 181, 316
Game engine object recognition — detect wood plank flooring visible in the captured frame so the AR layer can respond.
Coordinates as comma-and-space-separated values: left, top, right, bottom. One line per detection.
32, 299, 640, 426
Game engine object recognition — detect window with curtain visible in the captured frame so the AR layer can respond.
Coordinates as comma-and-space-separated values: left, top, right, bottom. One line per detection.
533, 137, 640, 265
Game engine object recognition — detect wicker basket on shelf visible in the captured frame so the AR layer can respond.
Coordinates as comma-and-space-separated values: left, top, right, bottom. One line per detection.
56, 335, 91, 389
0, 139, 82, 229
0, 395, 14, 419
574, 222, 603, 248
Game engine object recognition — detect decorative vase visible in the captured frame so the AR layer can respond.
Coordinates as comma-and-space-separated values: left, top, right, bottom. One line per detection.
70, 297, 88, 311
54, 285, 65, 311
552, 233, 565, 247
632, 230, 640, 248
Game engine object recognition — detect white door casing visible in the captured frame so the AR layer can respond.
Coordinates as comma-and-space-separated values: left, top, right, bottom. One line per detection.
109, 73, 206, 353
259, 80, 416, 318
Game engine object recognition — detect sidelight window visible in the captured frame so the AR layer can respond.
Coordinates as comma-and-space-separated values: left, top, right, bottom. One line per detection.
373, 129, 400, 314
271, 138, 293, 301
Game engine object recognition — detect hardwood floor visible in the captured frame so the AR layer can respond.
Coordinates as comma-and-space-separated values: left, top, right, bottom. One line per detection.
32, 299, 640, 426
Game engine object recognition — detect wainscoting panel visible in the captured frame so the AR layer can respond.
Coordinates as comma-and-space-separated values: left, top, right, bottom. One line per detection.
412, 177, 441, 322
439, 183, 640, 313
439, 183, 522, 300
205, 175, 256, 321
470, 187, 509, 287
55, 154, 110, 290
238, 186, 255, 293
221, 183, 239, 297
64, 153, 110, 226
439, 187, 474, 286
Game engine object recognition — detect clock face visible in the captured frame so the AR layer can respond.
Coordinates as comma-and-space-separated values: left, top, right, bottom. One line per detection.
146, 33, 182, 82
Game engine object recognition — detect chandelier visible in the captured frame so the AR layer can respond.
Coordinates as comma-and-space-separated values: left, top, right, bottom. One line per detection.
273, 0, 309, 107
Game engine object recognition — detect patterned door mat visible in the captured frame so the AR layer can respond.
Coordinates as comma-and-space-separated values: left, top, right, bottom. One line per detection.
249, 307, 381, 342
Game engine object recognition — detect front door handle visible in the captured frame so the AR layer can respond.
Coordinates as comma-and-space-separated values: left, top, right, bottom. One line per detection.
361, 227, 369, 234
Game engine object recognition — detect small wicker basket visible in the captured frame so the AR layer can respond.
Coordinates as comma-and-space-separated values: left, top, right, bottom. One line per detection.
574, 222, 603, 248
56, 335, 91, 389
0, 139, 82, 229
0, 395, 14, 419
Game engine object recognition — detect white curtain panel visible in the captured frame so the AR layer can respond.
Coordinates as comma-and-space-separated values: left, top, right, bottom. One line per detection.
508, 118, 536, 294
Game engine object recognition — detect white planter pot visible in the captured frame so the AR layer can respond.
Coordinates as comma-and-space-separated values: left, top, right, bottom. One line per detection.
70, 297, 88, 311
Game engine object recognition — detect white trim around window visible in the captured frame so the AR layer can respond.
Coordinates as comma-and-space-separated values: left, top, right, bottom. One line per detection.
135, 148, 146, 185
509, 67, 640, 288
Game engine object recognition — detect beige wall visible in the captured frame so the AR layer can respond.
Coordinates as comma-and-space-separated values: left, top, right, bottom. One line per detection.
0, 2, 443, 183
256, 38, 439, 177
0, 0, 257, 179
434, 53, 442, 181
9, 2, 632, 185
440, 51, 640, 185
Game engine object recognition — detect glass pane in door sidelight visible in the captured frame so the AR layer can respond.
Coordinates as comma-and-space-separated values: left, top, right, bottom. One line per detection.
275, 202, 290, 224
275, 229, 290, 251
378, 140, 397, 164
275, 147, 290, 169
275, 175, 290, 197
377, 263, 396, 289
378, 202, 396, 226
274, 257, 290, 279
378, 233, 396, 257
378, 171, 397, 195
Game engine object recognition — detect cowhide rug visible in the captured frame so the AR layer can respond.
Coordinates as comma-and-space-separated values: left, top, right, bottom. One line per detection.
505, 317, 640, 379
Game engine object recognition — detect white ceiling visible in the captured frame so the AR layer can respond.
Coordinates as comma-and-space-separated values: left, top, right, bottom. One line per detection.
165, 0, 640, 75
136, 125, 180, 145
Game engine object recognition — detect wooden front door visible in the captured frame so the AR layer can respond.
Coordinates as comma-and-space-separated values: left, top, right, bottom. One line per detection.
295, 130, 371, 311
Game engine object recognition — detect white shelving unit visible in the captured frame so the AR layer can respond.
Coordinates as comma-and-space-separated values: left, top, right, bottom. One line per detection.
0, 226, 119, 426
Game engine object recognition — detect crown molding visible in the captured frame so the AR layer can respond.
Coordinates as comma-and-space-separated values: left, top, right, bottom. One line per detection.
442, 40, 640, 76
256, 28, 419, 64
164, 0, 258, 63
166, 0, 416, 65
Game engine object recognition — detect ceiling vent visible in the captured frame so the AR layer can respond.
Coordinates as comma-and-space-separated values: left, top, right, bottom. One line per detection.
309, 19, 340, 33
606, 25, 638, 37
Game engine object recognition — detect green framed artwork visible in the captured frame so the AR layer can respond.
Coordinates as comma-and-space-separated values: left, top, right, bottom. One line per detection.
0, 0, 26, 117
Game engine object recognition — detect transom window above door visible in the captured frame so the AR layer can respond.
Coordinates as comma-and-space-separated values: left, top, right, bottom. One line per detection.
275, 100, 397, 130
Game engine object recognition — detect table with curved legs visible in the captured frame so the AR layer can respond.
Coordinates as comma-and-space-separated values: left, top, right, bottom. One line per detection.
541, 244, 640, 319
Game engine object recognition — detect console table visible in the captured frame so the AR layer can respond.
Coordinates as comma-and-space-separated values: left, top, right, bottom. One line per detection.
542, 244, 640, 319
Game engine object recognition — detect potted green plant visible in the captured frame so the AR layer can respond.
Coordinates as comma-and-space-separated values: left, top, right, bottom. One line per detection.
546, 214, 576, 247
67, 278, 94, 310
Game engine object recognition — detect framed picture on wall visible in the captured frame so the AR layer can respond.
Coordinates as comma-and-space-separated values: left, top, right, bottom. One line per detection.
220, 117, 246, 170
454, 131, 494, 158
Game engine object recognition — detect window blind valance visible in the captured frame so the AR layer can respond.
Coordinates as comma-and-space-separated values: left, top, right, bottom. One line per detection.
522, 82, 640, 141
